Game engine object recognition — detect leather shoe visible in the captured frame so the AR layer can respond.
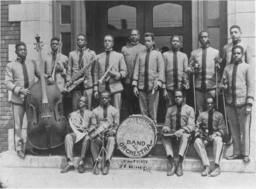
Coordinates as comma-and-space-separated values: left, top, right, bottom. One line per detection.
167, 162, 176, 176
201, 165, 211, 176
226, 154, 243, 160
78, 163, 86, 173
210, 167, 221, 177
175, 163, 183, 177
93, 162, 100, 175
17, 150, 25, 159
61, 164, 75, 173
243, 156, 250, 163
102, 164, 110, 175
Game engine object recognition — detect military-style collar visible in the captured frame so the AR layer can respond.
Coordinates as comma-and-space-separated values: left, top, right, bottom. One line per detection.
130, 41, 139, 46
171, 48, 180, 53
105, 48, 113, 52
176, 102, 185, 108
100, 103, 110, 108
207, 108, 215, 113
78, 47, 86, 52
17, 57, 26, 63
51, 51, 57, 55
201, 44, 210, 49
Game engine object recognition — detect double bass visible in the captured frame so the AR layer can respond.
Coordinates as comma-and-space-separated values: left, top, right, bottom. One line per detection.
26, 35, 68, 154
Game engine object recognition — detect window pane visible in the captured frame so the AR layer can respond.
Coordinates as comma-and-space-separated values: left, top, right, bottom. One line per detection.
154, 36, 184, 52
108, 5, 136, 29
207, 1, 219, 19
208, 27, 220, 50
153, 3, 183, 28
61, 33, 71, 57
61, 5, 71, 24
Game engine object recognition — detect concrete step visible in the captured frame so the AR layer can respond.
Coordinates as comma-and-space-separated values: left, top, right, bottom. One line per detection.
0, 150, 255, 173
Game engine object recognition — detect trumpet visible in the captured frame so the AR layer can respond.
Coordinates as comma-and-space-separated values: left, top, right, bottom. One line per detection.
98, 62, 117, 84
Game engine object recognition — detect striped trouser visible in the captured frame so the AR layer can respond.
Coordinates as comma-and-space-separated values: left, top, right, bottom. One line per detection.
162, 133, 191, 158
194, 136, 224, 166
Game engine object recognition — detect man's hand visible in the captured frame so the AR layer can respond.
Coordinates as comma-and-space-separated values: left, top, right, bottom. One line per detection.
246, 104, 252, 115
107, 130, 115, 137
187, 67, 194, 75
163, 89, 169, 100
183, 82, 190, 90
108, 70, 119, 77
162, 126, 171, 133
220, 83, 228, 90
133, 87, 139, 97
175, 129, 184, 138
19, 88, 31, 96
47, 77, 54, 85
94, 91, 99, 99
194, 131, 200, 138
55, 63, 63, 72
203, 140, 208, 146
209, 133, 217, 141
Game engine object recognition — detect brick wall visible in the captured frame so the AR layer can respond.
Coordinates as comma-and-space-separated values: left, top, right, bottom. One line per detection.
0, 0, 20, 152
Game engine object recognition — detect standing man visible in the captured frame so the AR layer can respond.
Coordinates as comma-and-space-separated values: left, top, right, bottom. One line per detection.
162, 89, 195, 176
221, 45, 254, 163
132, 32, 165, 123
222, 25, 252, 68
163, 35, 189, 108
122, 29, 146, 115
45, 37, 68, 113
94, 35, 127, 113
61, 95, 92, 174
188, 31, 220, 115
194, 97, 226, 177
66, 34, 96, 111
5, 42, 41, 158
91, 90, 119, 175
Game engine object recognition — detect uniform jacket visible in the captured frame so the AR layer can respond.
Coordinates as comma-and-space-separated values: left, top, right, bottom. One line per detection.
70, 108, 93, 130
162, 50, 189, 91
189, 46, 220, 90
5, 59, 40, 105
222, 41, 252, 66
222, 61, 254, 106
132, 49, 165, 92
195, 110, 226, 136
165, 104, 195, 133
67, 48, 96, 90
122, 43, 146, 84
91, 104, 119, 132
45, 52, 68, 92
93, 51, 127, 94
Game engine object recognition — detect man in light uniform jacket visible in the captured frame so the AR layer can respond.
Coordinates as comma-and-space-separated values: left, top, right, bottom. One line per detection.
132, 32, 165, 123
221, 45, 254, 163
66, 34, 96, 110
162, 35, 189, 109
188, 31, 220, 115
122, 29, 146, 115
94, 35, 127, 113
162, 89, 195, 177
194, 97, 226, 177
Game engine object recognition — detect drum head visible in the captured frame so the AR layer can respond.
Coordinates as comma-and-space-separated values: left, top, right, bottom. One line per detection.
116, 115, 157, 158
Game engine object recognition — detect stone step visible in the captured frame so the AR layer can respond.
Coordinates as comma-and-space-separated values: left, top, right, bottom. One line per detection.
0, 150, 254, 173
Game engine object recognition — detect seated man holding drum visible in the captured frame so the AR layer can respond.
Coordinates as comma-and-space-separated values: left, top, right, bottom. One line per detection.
90, 90, 119, 175
162, 89, 195, 177
61, 95, 93, 174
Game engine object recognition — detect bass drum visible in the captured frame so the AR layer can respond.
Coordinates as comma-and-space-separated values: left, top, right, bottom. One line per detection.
116, 115, 157, 158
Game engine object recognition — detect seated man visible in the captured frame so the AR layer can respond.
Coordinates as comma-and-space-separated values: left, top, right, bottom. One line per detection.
91, 90, 119, 175
162, 89, 195, 176
194, 97, 226, 177
61, 95, 93, 173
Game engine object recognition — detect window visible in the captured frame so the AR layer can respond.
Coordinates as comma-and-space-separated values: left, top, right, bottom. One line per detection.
108, 5, 136, 29
61, 5, 71, 24
153, 3, 183, 28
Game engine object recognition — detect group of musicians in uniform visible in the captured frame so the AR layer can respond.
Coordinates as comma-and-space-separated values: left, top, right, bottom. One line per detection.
5, 24, 254, 177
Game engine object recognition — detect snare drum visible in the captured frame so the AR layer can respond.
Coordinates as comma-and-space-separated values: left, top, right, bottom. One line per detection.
116, 115, 157, 158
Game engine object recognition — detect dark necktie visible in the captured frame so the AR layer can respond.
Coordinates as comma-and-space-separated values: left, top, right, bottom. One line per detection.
144, 49, 150, 92
51, 51, 57, 75
208, 110, 213, 135
78, 48, 84, 69
176, 105, 182, 130
173, 50, 178, 89
105, 51, 110, 90
231, 62, 239, 104
103, 106, 108, 120
201, 46, 207, 91
21, 58, 29, 89
80, 109, 84, 118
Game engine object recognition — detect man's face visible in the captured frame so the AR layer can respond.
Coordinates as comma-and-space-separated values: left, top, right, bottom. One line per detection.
100, 92, 111, 106
130, 30, 140, 43
104, 36, 114, 50
50, 40, 59, 52
15, 45, 27, 58
144, 36, 155, 50
77, 35, 87, 48
230, 28, 241, 42
78, 96, 87, 110
174, 91, 184, 106
199, 32, 210, 46
171, 36, 180, 50
206, 98, 214, 111
232, 48, 243, 63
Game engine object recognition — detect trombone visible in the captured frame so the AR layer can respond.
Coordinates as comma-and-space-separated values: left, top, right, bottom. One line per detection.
98, 62, 117, 84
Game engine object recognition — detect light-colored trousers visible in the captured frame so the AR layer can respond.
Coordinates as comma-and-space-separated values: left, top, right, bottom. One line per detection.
139, 90, 159, 123
64, 133, 90, 162
195, 89, 215, 115
162, 133, 191, 158
226, 105, 251, 156
194, 136, 224, 166
91, 136, 115, 161
111, 93, 121, 113
72, 88, 93, 111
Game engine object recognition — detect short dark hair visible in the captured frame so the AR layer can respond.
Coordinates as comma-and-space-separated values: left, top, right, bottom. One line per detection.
230, 25, 241, 32
15, 42, 26, 50
104, 34, 114, 42
51, 37, 60, 43
77, 33, 87, 40
131, 29, 140, 36
174, 89, 185, 98
144, 32, 155, 41
100, 90, 111, 97
170, 35, 180, 42
198, 31, 209, 39
232, 45, 244, 54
